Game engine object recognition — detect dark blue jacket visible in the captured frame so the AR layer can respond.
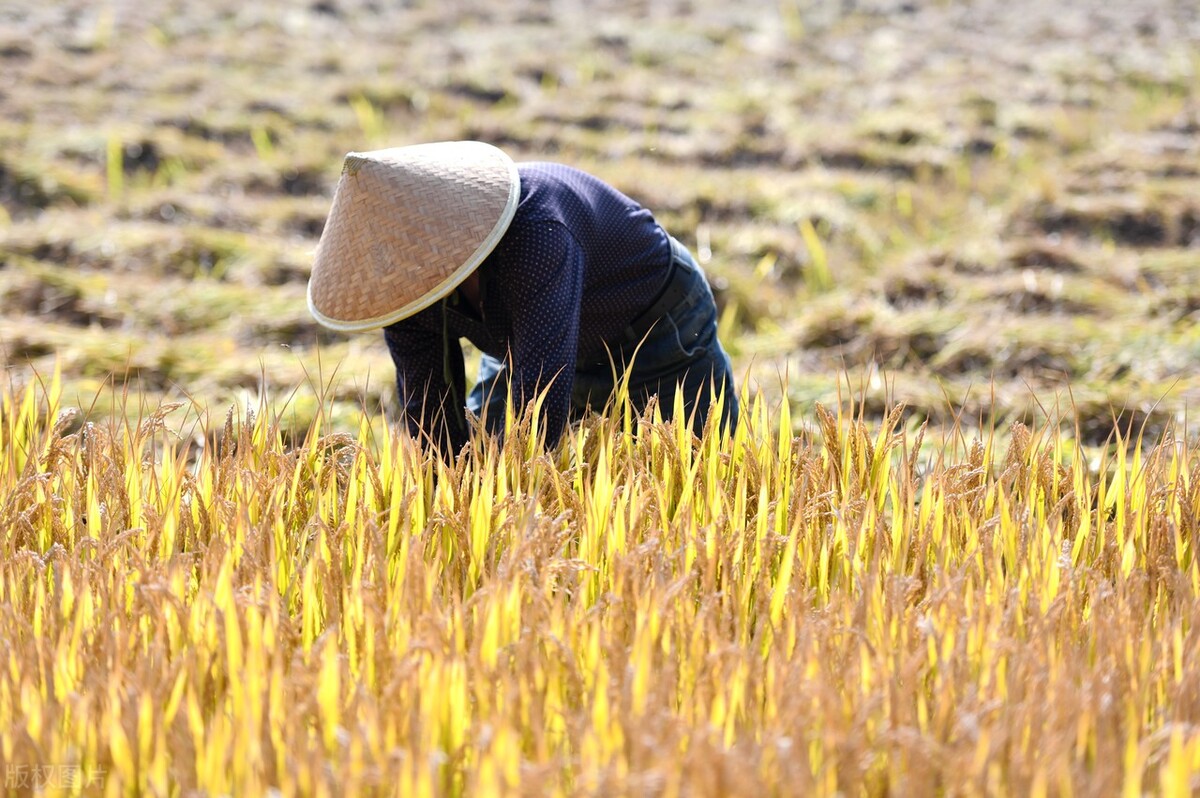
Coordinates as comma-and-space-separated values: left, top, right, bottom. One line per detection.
384, 162, 672, 451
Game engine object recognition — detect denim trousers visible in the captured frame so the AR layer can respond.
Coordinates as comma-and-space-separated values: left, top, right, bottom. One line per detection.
467, 236, 740, 437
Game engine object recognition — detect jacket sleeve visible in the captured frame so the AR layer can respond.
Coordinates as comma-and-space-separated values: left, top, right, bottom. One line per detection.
493, 220, 584, 448
384, 312, 469, 454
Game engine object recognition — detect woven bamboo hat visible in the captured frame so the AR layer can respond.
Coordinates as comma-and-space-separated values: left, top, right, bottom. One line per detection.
307, 141, 520, 332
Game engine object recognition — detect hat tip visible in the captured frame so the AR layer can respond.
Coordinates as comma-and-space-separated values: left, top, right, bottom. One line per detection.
342, 153, 367, 176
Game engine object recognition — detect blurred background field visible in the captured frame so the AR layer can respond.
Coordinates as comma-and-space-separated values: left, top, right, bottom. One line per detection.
0, 0, 1198, 443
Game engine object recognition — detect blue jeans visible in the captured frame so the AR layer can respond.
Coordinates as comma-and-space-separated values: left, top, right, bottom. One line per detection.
467, 237, 739, 437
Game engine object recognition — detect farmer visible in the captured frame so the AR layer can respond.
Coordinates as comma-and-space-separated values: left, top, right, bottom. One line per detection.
307, 141, 738, 453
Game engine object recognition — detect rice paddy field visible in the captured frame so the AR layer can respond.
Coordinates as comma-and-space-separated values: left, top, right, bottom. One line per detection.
1, 0, 1199, 795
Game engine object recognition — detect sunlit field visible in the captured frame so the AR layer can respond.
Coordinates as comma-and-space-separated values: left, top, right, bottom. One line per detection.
3, 370, 1200, 795
2, 0, 1199, 794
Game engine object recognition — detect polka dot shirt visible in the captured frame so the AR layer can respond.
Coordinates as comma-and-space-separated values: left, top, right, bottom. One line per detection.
383, 162, 672, 451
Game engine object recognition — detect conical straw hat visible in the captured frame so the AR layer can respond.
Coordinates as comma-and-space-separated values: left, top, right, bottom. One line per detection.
307, 141, 520, 332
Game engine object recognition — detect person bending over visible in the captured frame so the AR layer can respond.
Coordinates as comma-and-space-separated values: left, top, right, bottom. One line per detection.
307, 141, 738, 452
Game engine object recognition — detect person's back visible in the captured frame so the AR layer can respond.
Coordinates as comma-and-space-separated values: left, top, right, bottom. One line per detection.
479, 162, 673, 365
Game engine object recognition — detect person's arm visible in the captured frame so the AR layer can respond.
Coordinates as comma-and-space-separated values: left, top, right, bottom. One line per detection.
384, 313, 469, 454
494, 220, 584, 448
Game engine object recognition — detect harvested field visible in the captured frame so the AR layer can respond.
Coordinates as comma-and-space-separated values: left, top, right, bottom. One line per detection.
1, 0, 1197, 441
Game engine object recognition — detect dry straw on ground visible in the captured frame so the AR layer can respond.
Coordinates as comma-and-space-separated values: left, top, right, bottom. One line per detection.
2, 370, 1199, 796
2, 0, 1197, 441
